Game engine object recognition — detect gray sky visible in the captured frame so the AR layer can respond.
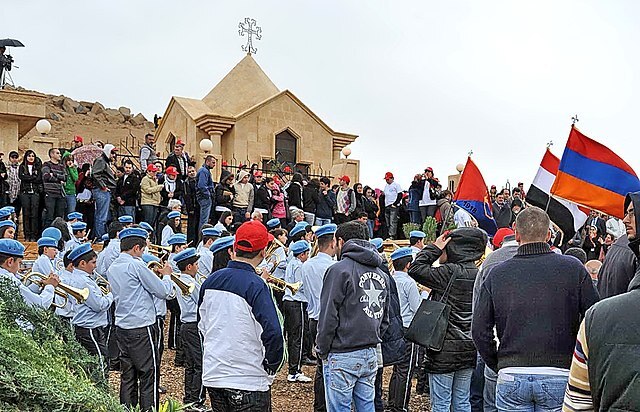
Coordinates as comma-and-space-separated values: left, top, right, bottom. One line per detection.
5, 1, 639, 190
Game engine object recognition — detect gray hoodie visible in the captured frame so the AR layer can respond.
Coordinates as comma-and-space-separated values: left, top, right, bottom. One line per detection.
316, 239, 390, 358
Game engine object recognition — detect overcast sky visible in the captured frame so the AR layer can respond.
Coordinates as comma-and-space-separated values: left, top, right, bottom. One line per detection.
4, 1, 639, 190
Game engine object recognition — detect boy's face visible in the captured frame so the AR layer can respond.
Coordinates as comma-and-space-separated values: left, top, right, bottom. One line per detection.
76, 230, 87, 239
44, 246, 58, 259
298, 251, 309, 263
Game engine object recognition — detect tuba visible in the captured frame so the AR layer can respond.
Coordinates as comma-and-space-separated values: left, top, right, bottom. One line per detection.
147, 261, 195, 296
21, 271, 90, 308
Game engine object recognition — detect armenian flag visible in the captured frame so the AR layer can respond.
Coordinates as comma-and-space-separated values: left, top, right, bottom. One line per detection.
453, 157, 497, 236
550, 126, 640, 218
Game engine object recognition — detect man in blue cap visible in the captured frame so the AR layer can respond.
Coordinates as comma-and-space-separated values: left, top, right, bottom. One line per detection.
107, 227, 173, 411
0, 238, 59, 308
165, 232, 188, 366
96, 221, 125, 277
409, 230, 426, 256
118, 215, 135, 228
65, 221, 88, 252
196, 227, 219, 282
387, 247, 421, 412
173, 248, 206, 411
300, 223, 338, 410
266, 218, 281, 231
66, 211, 83, 237
66, 243, 114, 377
283, 239, 313, 383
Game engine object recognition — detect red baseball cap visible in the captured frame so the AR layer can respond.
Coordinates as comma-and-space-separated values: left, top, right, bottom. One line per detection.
492, 227, 515, 248
254, 170, 263, 177
339, 175, 350, 184
425, 167, 433, 173
235, 220, 269, 252
73, 135, 83, 143
165, 166, 178, 176
146, 164, 158, 173
384, 172, 394, 180
175, 139, 185, 146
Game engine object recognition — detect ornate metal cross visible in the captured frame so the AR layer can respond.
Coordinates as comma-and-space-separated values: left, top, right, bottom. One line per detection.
239, 18, 262, 55
572, 114, 579, 125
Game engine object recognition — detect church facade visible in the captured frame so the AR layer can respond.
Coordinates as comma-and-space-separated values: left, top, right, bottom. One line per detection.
155, 54, 359, 182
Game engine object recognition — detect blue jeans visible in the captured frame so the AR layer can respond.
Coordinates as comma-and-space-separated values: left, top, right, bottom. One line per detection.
484, 366, 497, 412
65, 194, 77, 214
119, 205, 136, 219
92, 189, 111, 239
323, 347, 378, 412
429, 368, 474, 412
197, 197, 211, 232
366, 219, 374, 238
409, 210, 422, 225
315, 217, 332, 226
495, 373, 566, 412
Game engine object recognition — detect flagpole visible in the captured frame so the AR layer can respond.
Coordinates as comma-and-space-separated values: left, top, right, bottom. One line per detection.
544, 142, 553, 213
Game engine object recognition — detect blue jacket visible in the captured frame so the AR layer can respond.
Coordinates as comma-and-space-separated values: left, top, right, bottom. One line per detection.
196, 165, 215, 199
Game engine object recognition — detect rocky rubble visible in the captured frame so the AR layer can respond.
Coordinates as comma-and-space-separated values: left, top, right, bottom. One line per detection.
49, 94, 154, 129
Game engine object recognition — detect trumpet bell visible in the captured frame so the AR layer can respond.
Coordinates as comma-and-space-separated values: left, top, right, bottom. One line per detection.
266, 275, 301, 295
21, 271, 90, 308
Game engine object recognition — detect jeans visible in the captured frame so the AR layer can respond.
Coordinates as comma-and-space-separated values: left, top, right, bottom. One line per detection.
232, 206, 248, 224
92, 189, 111, 239
141, 205, 158, 227
385, 206, 399, 239
496, 373, 567, 412
366, 220, 374, 238
323, 347, 377, 412
304, 212, 315, 226
198, 197, 211, 232
484, 366, 497, 412
44, 195, 66, 228
65, 194, 77, 214
420, 205, 438, 222
207, 387, 271, 412
471, 354, 486, 412
315, 217, 332, 226
119, 205, 136, 219
409, 210, 422, 225
429, 368, 474, 412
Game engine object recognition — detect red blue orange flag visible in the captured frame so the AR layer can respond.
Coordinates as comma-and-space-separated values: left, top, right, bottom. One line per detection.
550, 126, 640, 218
453, 157, 497, 235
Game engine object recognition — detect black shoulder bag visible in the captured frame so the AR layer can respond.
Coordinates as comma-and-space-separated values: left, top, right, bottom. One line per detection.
404, 269, 456, 351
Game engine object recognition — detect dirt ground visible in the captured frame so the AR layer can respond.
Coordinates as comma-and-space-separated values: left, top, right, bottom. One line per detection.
109, 341, 432, 411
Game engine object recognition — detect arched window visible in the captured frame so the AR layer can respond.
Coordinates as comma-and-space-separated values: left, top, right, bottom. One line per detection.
168, 133, 176, 154
275, 130, 297, 165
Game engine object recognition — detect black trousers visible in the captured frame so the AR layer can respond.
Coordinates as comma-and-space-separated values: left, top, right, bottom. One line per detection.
74, 325, 109, 378
156, 316, 165, 387
107, 303, 120, 371
374, 367, 384, 412
388, 340, 418, 411
303, 303, 313, 360
20, 193, 39, 240
415, 345, 430, 394
310, 319, 326, 412
182, 322, 205, 404
283, 300, 304, 375
44, 195, 66, 228
116, 324, 160, 412
167, 298, 184, 365
208, 387, 271, 412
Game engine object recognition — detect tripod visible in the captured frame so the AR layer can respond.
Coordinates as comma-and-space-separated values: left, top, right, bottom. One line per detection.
0, 67, 14, 89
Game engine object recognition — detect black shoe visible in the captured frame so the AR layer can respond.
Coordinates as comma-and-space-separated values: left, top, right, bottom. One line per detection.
302, 357, 316, 366
158, 385, 167, 394
109, 362, 121, 372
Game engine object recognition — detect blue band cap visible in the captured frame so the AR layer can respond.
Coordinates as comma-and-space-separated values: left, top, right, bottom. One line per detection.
202, 227, 222, 237
391, 246, 414, 261
173, 247, 199, 264
167, 211, 181, 219
266, 218, 281, 229
291, 240, 311, 256
42, 227, 62, 242
0, 220, 16, 229
68, 243, 93, 262
120, 227, 149, 240
118, 215, 134, 223
0, 239, 24, 257
167, 233, 187, 245
370, 238, 383, 250
210, 236, 235, 254
140, 222, 154, 232
409, 230, 426, 239
315, 223, 337, 238
289, 222, 310, 237
37, 237, 58, 248
71, 222, 87, 231
67, 212, 83, 221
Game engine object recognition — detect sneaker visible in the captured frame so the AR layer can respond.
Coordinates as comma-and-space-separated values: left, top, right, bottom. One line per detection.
186, 404, 209, 412
287, 372, 312, 383
158, 385, 167, 394
302, 357, 316, 366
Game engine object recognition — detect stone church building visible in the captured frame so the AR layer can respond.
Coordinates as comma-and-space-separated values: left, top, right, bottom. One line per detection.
155, 54, 359, 182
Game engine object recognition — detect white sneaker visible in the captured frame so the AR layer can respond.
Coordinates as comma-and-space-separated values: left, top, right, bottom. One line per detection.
288, 372, 312, 383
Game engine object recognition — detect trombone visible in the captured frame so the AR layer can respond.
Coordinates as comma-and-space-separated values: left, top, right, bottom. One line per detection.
147, 261, 195, 296
148, 244, 171, 259
21, 271, 90, 308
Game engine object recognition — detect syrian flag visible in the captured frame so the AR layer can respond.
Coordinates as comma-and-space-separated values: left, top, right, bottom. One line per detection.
526, 149, 588, 242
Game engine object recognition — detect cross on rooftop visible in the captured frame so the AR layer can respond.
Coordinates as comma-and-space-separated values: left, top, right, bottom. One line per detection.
239, 18, 262, 55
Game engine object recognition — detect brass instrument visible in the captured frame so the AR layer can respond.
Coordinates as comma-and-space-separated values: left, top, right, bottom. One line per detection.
310, 239, 319, 258
147, 261, 195, 296
19, 259, 35, 275
21, 271, 90, 308
266, 276, 301, 294
93, 271, 111, 295
256, 240, 284, 277
148, 244, 172, 258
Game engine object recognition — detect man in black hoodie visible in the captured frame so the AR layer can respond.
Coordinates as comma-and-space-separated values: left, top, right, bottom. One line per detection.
317, 221, 389, 411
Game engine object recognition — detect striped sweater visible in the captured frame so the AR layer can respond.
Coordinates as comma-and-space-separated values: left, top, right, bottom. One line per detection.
563, 320, 593, 411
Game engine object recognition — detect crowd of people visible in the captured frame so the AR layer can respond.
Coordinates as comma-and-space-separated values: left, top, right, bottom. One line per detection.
0, 133, 638, 412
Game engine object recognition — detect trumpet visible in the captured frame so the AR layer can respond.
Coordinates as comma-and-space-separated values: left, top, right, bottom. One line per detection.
21, 271, 90, 308
93, 271, 111, 295
147, 261, 195, 296
266, 276, 301, 295
148, 243, 172, 258
310, 239, 319, 258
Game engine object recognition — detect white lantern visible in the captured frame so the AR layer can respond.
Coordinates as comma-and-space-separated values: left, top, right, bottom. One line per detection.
341, 146, 352, 159
456, 163, 464, 173
35, 119, 52, 135
199, 138, 213, 152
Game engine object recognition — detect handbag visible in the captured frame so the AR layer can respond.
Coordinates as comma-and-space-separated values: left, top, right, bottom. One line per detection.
404, 269, 456, 351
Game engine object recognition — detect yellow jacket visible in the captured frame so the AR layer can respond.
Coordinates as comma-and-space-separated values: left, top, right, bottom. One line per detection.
140, 175, 163, 206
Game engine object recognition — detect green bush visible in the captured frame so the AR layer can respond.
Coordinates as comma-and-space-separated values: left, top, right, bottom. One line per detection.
0, 278, 123, 412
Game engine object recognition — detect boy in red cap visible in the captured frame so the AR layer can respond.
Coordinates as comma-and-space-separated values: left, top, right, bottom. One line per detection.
199, 220, 285, 410
383, 172, 402, 239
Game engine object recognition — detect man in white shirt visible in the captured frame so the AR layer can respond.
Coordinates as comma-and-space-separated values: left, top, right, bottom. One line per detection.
383, 172, 403, 240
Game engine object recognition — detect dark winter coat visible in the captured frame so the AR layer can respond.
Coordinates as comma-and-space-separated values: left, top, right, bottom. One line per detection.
316, 189, 336, 220
253, 184, 274, 212
19, 161, 42, 194
407, 180, 422, 213
115, 173, 140, 207
215, 169, 235, 211
41, 160, 67, 198
379, 257, 406, 366
492, 201, 512, 229
302, 183, 319, 214
286, 174, 304, 210
408, 227, 487, 373
158, 175, 184, 207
